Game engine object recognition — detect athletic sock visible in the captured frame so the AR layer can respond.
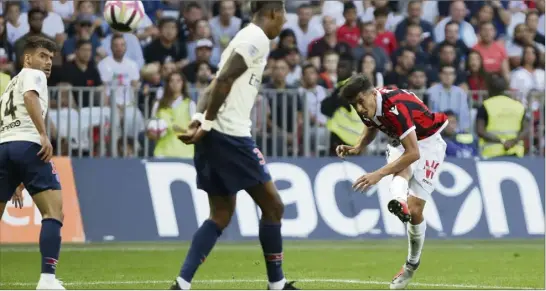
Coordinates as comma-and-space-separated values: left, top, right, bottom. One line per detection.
407, 221, 427, 265
179, 220, 222, 284
40, 219, 62, 275
259, 222, 286, 289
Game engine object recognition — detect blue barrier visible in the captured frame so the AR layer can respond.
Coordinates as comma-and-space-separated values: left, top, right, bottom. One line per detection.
72, 157, 545, 241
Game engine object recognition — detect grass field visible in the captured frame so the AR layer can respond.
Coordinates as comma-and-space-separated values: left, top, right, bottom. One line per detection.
0, 239, 544, 290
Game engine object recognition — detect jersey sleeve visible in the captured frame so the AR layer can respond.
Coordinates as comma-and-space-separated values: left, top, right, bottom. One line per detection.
233, 41, 264, 67
385, 103, 416, 140
20, 69, 47, 97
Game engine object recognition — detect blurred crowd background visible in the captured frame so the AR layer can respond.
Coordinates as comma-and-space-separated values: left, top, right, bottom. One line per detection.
0, 0, 544, 159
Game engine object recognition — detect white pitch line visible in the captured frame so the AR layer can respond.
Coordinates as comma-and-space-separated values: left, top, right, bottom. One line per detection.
0, 278, 537, 289
0, 243, 543, 253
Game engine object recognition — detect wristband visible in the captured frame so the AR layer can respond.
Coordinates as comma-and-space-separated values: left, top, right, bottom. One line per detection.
201, 119, 213, 132
191, 113, 204, 122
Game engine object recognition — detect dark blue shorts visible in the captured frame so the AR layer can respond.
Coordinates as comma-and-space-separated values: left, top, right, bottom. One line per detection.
194, 129, 272, 195
0, 141, 62, 203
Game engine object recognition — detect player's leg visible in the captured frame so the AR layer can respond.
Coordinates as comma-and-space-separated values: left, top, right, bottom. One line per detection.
385, 145, 412, 223
0, 144, 16, 220
246, 182, 298, 290
10, 142, 64, 290
174, 194, 236, 290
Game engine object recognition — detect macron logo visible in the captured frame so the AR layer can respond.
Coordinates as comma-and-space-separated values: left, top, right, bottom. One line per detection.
389, 105, 399, 115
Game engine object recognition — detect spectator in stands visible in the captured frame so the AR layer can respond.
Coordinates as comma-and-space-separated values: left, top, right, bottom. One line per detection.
209, 0, 242, 51
178, 2, 203, 46
428, 43, 466, 86
470, 3, 510, 38
352, 22, 389, 73
284, 3, 324, 58
263, 58, 303, 155
407, 66, 429, 103
431, 21, 469, 67
319, 51, 339, 89
183, 39, 218, 84
270, 29, 297, 59
149, 72, 195, 158
358, 53, 384, 87
336, 2, 360, 48
442, 110, 479, 158
426, 65, 471, 132
434, 1, 478, 48
384, 48, 415, 88
360, 0, 403, 32
59, 39, 103, 108
72, 0, 106, 38
472, 22, 509, 80
52, 0, 74, 27
308, 16, 352, 70
476, 74, 529, 158
463, 50, 488, 104
21, 0, 65, 46
510, 46, 545, 102
299, 64, 329, 154
5, 1, 27, 46
14, 9, 53, 72
188, 61, 213, 101
283, 48, 302, 87
101, 31, 145, 69
373, 7, 397, 56
391, 23, 430, 66
61, 15, 102, 63
526, 10, 545, 44
0, 16, 15, 74
98, 34, 145, 141
506, 23, 545, 69
144, 17, 188, 69
395, 0, 435, 45
186, 19, 221, 66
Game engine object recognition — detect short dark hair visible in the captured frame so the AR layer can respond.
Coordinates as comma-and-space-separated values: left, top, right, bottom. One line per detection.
339, 74, 374, 103
479, 21, 495, 30
76, 39, 92, 50
251, 1, 284, 15
443, 110, 457, 118
407, 23, 422, 32
439, 64, 455, 73
344, 2, 356, 14
184, 2, 202, 12
410, 65, 426, 74
486, 73, 507, 96
302, 63, 317, 74
111, 34, 125, 45
438, 42, 455, 52
158, 17, 177, 29
298, 3, 312, 10
445, 20, 459, 29
23, 35, 57, 53
373, 7, 390, 17
27, 8, 45, 20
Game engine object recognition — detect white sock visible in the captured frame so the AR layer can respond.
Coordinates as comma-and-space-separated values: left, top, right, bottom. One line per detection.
390, 176, 409, 201
406, 221, 427, 265
176, 277, 192, 290
39, 273, 56, 281
268, 278, 286, 290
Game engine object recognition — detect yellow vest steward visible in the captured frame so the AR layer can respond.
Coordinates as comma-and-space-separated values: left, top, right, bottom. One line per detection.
154, 98, 194, 158
326, 105, 365, 146
480, 95, 525, 158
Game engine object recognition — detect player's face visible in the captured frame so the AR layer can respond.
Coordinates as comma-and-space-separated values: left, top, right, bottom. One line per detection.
26, 48, 54, 77
353, 90, 377, 119
267, 8, 287, 39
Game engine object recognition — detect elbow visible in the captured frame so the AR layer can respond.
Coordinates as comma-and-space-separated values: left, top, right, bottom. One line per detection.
408, 150, 420, 164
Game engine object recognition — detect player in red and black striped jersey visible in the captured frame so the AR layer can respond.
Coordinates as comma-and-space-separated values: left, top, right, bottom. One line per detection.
336, 75, 449, 290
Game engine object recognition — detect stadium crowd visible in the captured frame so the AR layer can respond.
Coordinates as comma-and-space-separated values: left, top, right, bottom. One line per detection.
0, 0, 544, 158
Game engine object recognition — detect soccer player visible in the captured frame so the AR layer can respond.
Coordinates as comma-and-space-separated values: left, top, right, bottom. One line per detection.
336, 75, 448, 290
171, 1, 298, 290
0, 36, 64, 290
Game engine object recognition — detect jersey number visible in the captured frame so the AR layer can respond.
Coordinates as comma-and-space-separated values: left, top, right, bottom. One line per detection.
0, 91, 17, 126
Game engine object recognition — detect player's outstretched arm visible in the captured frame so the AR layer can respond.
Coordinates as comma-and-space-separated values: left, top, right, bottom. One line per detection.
336, 127, 378, 158
204, 52, 248, 121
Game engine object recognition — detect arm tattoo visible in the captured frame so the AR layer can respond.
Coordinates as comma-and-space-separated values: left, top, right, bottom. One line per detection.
204, 52, 248, 121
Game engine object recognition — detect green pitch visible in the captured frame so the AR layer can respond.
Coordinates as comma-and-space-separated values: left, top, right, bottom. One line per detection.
0, 239, 544, 290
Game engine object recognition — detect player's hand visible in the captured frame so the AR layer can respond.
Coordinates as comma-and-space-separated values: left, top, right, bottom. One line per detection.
353, 171, 384, 192
336, 145, 363, 159
178, 120, 207, 144
503, 139, 518, 150
38, 134, 53, 162
11, 184, 24, 209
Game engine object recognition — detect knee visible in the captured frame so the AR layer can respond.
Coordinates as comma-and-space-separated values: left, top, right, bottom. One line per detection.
408, 198, 425, 224
40, 202, 64, 223
260, 194, 284, 223
209, 209, 234, 230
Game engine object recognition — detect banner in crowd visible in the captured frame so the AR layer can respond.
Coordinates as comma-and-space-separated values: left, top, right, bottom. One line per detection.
66, 157, 545, 242
0, 157, 85, 243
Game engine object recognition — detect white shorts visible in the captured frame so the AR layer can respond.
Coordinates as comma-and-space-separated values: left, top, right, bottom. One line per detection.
386, 133, 447, 201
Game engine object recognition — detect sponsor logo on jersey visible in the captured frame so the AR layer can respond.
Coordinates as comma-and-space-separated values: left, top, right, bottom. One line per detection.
0, 119, 21, 132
